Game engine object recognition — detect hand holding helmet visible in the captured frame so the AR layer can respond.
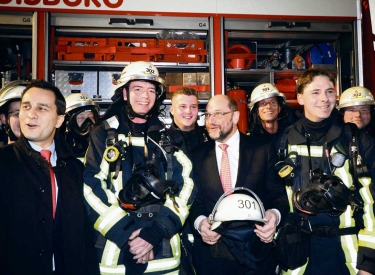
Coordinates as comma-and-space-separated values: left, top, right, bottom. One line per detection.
209, 187, 265, 241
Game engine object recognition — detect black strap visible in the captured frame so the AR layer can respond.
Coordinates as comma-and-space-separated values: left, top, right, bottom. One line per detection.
312, 226, 358, 237
278, 125, 293, 161
304, 132, 313, 180
347, 123, 368, 190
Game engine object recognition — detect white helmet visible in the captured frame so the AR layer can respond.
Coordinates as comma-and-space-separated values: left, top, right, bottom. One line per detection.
248, 83, 286, 112
209, 187, 265, 231
0, 80, 27, 108
64, 93, 99, 136
337, 86, 375, 110
115, 61, 165, 98
65, 93, 99, 115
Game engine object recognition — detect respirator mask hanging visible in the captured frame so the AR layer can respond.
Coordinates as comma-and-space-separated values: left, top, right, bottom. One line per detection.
117, 161, 179, 211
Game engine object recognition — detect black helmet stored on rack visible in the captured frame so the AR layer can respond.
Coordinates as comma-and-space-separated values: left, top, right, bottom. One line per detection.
114, 61, 165, 120
117, 162, 179, 211
293, 174, 363, 216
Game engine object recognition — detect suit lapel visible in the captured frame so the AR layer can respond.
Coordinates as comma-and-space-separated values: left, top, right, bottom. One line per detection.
235, 134, 252, 187
204, 143, 223, 192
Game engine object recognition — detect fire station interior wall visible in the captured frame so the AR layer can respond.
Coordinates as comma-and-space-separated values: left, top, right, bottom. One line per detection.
1, 0, 357, 17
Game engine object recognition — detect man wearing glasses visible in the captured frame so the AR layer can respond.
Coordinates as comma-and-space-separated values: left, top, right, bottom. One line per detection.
189, 94, 289, 275
0, 80, 27, 145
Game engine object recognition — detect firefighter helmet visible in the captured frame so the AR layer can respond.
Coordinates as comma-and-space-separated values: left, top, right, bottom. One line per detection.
64, 93, 99, 136
0, 80, 27, 109
337, 86, 375, 110
115, 61, 165, 99
209, 187, 265, 231
248, 83, 286, 112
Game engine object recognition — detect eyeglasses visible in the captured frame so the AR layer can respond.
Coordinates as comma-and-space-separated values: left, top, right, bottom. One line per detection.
8, 110, 19, 118
258, 100, 278, 107
204, 111, 233, 119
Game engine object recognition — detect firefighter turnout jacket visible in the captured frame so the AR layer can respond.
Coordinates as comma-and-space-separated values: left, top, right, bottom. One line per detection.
83, 107, 196, 275
279, 111, 375, 275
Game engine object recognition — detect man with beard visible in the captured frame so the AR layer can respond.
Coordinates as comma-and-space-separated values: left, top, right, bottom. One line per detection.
248, 83, 296, 148
275, 68, 375, 275
189, 94, 289, 275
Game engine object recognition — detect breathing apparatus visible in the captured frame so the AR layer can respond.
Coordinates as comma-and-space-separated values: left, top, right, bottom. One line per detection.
290, 124, 366, 216
114, 61, 165, 120
275, 151, 298, 186
64, 93, 99, 137
117, 160, 179, 211
293, 171, 362, 216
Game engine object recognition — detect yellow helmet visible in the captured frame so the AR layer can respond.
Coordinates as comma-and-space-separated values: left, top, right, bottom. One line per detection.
337, 86, 375, 110
248, 83, 286, 112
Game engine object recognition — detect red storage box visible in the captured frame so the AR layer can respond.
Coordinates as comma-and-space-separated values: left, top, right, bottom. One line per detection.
57, 37, 108, 47
157, 39, 206, 63
158, 39, 205, 50
168, 85, 210, 92
56, 38, 114, 61
105, 53, 158, 62
57, 52, 105, 61
158, 54, 205, 63
108, 38, 157, 52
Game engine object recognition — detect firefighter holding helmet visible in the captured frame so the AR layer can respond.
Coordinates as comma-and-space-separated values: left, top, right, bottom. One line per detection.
248, 83, 296, 147
83, 61, 196, 274
62, 93, 99, 160
0, 80, 27, 146
337, 86, 375, 137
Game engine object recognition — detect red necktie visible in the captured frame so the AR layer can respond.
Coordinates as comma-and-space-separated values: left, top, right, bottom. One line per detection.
219, 144, 232, 192
40, 149, 56, 219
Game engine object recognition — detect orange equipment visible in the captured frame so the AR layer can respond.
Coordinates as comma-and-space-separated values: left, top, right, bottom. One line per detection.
227, 88, 248, 134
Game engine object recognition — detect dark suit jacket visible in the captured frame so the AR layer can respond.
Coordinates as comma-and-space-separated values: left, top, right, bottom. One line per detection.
189, 132, 289, 275
0, 133, 99, 275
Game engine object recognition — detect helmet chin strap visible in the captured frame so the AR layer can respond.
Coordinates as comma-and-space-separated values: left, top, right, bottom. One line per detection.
122, 80, 163, 120
125, 97, 158, 121
3, 123, 18, 142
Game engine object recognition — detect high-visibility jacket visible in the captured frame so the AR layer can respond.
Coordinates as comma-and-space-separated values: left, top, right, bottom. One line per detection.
84, 108, 196, 275
279, 113, 375, 275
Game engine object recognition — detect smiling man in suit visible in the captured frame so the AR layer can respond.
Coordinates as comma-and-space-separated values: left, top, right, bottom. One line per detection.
189, 94, 289, 275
